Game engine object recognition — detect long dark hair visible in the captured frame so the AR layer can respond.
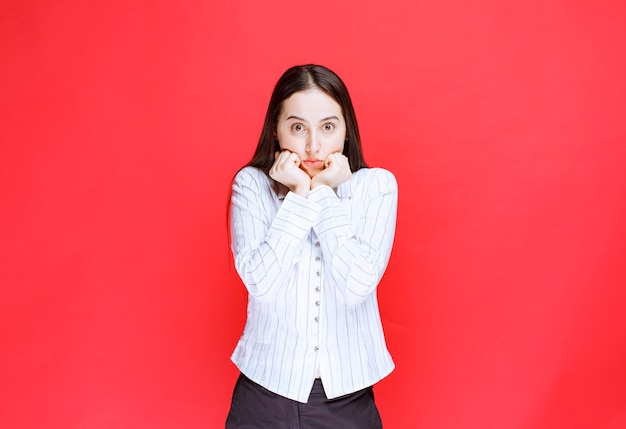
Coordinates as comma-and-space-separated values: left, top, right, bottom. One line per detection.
245, 64, 367, 174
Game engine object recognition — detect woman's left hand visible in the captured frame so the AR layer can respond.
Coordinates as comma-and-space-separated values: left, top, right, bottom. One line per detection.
311, 152, 352, 189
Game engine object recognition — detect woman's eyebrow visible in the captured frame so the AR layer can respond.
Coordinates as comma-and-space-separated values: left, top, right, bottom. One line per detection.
285, 115, 307, 122
285, 115, 341, 122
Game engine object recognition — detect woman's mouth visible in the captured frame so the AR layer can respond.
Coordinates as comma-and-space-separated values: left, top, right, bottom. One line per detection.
303, 158, 323, 168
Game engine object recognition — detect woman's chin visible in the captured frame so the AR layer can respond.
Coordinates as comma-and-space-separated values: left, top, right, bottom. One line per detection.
301, 166, 322, 178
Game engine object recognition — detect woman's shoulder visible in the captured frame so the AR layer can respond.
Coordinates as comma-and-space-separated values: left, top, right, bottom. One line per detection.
233, 166, 271, 185
352, 167, 398, 191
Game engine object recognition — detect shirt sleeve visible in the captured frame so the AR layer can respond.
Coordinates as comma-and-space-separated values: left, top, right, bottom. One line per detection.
308, 168, 398, 304
230, 168, 322, 302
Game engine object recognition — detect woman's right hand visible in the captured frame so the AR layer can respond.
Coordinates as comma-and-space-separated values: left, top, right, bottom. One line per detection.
269, 150, 311, 197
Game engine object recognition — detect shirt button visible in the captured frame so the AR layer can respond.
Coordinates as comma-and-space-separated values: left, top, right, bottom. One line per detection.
315, 242, 320, 247
314, 317, 319, 322
315, 301, 320, 306
315, 287, 320, 292
315, 256, 321, 261
314, 346, 319, 352
316, 271, 320, 277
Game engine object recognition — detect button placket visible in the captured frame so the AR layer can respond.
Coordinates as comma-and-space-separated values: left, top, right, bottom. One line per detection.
312, 241, 322, 351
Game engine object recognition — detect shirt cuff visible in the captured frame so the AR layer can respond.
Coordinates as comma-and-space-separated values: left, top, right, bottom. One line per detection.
268, 191, 322, 241
308, 185, 352, 235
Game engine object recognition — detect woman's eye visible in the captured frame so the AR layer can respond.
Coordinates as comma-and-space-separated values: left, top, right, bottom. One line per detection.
292, 124, 304, 132
323, 124, 334, 132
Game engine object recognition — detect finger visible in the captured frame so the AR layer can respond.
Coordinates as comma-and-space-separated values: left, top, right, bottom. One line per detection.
277, 151, 292, 165
327, 153, 343, 168
289, 152, 301, 166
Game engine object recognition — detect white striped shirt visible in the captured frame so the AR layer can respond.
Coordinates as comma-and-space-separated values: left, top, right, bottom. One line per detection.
230, 166, 397, 403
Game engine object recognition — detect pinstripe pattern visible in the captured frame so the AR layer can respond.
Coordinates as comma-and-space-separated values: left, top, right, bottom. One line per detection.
230, 166, 397, 403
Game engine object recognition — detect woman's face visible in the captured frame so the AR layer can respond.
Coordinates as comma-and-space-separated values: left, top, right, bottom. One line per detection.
275, 89, 347, 178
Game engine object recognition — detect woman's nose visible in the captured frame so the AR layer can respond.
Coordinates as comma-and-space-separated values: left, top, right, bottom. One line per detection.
307, 132, 320, 153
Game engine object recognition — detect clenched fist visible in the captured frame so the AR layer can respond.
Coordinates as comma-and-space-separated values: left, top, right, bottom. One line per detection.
269, 150, 311, 197
311, 152, 352, 189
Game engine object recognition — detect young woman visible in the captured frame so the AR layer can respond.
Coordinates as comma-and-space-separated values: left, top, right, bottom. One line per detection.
226, 64, 397, 429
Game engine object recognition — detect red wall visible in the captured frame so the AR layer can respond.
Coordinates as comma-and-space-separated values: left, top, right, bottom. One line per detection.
2, 1, 625, 428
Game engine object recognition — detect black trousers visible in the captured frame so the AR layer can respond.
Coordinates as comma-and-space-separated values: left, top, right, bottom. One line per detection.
225, 374, 383, 429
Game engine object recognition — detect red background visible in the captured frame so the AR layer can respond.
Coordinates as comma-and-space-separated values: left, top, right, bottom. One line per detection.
2, 1, 626, 428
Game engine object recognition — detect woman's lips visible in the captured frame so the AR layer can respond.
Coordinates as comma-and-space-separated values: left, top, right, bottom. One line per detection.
303, 159, 323, 167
